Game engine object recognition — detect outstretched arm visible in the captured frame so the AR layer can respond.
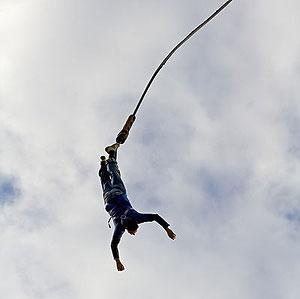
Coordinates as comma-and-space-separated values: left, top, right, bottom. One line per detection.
137, 213, 176, 240
153, 214, 176, 240
111, 226, 125, 271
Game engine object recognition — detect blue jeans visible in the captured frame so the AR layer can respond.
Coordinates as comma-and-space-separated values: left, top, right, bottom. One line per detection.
99, 157, 127, 202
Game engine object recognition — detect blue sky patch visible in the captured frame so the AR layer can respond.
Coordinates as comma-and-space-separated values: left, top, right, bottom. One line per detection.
0, 176, 21, 205
286, 210, 300, 224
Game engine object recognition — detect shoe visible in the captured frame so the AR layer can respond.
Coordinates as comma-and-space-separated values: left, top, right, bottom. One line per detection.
105, 143, 120, 154
100, 156, 106, 166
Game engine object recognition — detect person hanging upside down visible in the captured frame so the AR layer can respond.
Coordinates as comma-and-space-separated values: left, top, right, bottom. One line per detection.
99, 143, 176, 271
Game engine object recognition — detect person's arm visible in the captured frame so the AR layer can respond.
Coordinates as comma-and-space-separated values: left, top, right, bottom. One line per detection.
137, 213, 176, 240
111, 225, 125, 271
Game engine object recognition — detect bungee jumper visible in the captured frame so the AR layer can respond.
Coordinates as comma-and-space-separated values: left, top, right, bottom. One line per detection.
99, 143, 176, 271
98, 1, 233, 271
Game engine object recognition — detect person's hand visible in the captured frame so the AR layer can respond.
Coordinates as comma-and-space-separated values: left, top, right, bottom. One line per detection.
165, 227, 176, 240
115, 259, 125, 271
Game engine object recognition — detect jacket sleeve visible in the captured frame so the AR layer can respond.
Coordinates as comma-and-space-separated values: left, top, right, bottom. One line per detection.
111, 224, 125, 260
136, 213, 170, 229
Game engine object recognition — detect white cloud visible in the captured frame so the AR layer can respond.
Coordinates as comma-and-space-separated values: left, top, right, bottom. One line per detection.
1, 0, 300, 298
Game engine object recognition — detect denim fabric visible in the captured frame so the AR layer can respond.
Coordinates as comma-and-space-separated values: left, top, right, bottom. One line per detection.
99, 157, 127, 202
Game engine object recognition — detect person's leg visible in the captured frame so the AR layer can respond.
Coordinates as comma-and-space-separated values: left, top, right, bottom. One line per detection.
99, 156, 113, 194
106, 144, 127, 194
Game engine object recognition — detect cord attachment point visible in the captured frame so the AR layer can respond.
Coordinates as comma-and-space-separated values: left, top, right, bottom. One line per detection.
116, 114, 136, 144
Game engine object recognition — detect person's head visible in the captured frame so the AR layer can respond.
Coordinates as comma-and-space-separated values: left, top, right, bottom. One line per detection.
122, 217, 139, 235
126, 220, 139, 235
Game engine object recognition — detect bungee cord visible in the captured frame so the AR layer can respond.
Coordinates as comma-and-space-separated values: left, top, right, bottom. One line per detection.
115, 0, 234, 144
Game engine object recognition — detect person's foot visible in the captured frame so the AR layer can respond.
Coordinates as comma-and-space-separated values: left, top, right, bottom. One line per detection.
100, 155, 106, 166
105, 143, 120, 154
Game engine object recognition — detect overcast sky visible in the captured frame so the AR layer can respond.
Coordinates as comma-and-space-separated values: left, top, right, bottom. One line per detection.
1, 0, 300, 298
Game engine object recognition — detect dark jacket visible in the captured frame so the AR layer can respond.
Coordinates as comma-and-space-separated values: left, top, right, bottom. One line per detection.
106, 195, 169, 260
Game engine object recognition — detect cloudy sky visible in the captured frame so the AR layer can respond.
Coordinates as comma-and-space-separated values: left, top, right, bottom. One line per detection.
1, 0, 300, 298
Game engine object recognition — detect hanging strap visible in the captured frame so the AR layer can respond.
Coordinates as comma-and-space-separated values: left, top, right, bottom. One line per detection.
108, 216, 112, 228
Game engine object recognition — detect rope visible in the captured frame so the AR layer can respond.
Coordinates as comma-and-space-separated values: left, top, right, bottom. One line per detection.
132, 0, 233, 116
